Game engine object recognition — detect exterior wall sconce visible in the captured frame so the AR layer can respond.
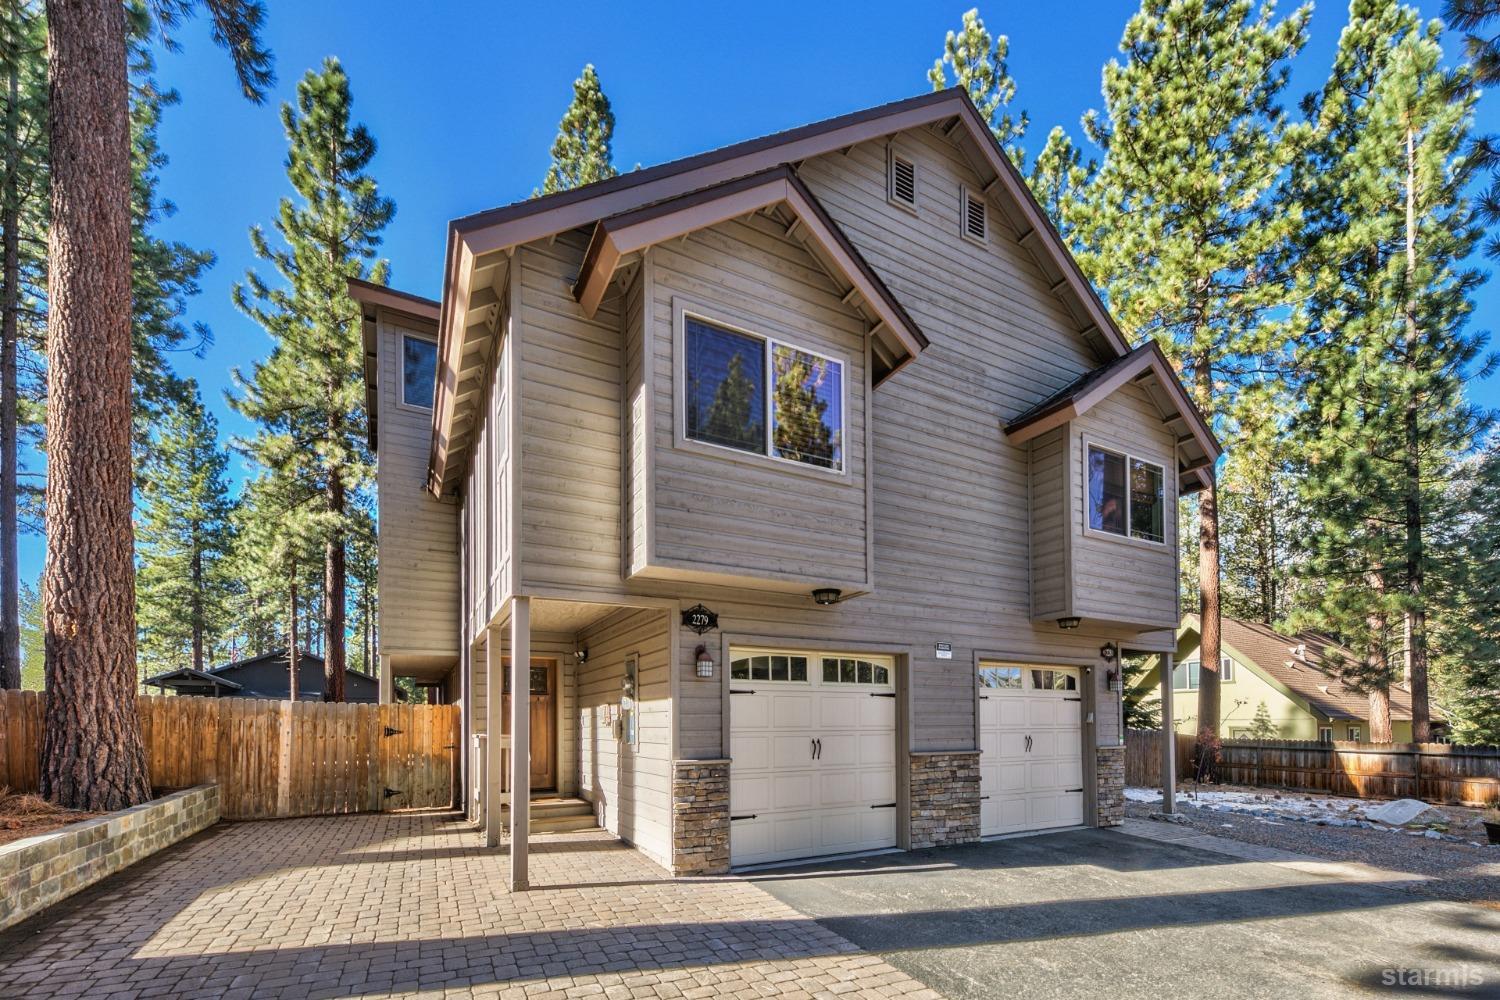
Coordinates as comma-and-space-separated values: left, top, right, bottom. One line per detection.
812, 588, 843, 606
1106, 667, 1123, 693
695, 644, 715, 678
1099, 642, 1117, 663
1056, 616, 1081, 630
573, 648, 589, 663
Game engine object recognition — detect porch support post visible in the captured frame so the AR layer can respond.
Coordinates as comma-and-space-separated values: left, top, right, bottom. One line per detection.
378, 654, 394, 705
509, 596, 531, 891
1160, 652, 1176, 813
485, 626, 505, 847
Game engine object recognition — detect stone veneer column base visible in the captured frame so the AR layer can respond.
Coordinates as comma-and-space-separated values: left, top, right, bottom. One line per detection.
671, 759, 730, 876
1096, 744, 1125, 827
908, 750, 980, 849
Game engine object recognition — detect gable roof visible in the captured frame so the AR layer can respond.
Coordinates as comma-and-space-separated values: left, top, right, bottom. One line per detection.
1005, 341, 1221, 493
1181, 614, 1426, 723
142, 666, 243, 691
573, 165, 927, 366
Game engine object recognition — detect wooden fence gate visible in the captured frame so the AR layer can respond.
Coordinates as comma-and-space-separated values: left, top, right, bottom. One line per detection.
0, 691, 459, 820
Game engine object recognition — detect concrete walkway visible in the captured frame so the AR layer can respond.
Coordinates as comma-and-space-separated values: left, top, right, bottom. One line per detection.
0, 812, 941, 1000
754, 822, 1500, 1000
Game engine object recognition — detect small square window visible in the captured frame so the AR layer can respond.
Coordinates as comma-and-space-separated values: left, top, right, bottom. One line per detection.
401, 335, 438, 408
1088, 445, 1166, 544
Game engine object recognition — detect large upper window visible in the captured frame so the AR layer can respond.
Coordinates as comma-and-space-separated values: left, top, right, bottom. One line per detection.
683, 316, 844, 473
402, 335, 438, 409
1173, 655, 1235, 689
1088, 445, 1165, 543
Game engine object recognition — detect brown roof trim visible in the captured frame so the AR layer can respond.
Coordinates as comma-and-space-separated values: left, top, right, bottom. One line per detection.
347, 277, 440, 322
573, 166, 928, 373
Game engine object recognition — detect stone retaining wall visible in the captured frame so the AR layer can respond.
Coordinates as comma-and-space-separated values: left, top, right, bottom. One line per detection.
0, 784, 219, 931
909, 750, 980, 848
671, 759, 729, 876
1096, 744, 1125, 827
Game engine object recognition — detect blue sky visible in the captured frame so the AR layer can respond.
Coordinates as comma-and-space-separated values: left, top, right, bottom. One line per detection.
17, 0, 1500, 583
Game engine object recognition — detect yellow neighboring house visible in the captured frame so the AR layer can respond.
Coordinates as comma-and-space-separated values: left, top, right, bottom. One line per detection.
1130, 614, 1436, 743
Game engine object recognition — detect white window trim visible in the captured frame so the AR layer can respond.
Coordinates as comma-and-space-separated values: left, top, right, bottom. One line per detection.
886, 144, 918, 214
730, 647, 894, 688
1318, 727, 1334, 743
1174, 655, 1234, 690
395, 331, 439, 413
959, 185, 987, 246
675, 304, 850, 478
1346, 726, 1361, 742
1081, 439, 1169, 548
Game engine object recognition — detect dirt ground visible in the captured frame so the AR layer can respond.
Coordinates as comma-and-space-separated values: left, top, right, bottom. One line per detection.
0, 788, 98, 846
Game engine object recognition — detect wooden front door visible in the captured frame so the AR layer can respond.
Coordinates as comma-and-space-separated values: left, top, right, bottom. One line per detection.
502, 659, 556, 791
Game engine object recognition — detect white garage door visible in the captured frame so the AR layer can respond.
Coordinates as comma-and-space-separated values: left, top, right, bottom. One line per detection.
977, 663, 1085, 837
729, 650, 897, 867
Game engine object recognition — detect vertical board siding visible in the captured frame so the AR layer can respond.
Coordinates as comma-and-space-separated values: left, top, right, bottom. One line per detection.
622, 265, 650, 577
0, 691, 458, 818
1029, 427, 1068, 619
376, 318, 460, 656
575, 608, 673, 867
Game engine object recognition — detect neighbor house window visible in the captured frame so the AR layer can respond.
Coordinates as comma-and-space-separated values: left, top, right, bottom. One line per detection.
1087, 445, 1165, 543
1173, 656, 1234, 690
683, 316, 844, 472
1319, 726, 1334, 743
402, 335, 438, 408
1347, 726, 1361, 742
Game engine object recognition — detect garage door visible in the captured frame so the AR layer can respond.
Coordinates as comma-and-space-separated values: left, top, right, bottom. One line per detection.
977, 663, 1085, 836
729, 650, 897, 867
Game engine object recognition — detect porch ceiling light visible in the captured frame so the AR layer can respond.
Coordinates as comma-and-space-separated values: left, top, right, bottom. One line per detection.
1057, 616, 1082, 630
812, 588, 842, 606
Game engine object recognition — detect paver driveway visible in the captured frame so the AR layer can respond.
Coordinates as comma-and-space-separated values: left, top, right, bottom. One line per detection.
754, 821, 1500, 1000
0, 812, 940, 1000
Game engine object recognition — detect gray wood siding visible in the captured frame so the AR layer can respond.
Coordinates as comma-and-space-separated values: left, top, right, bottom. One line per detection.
1069, 383, 1181, 630
576, 608, 672, 866
516, 238, 626, 597
375, 316, 459, 657
1029, 426, 1069, 620
645, 216, 871, 589
461, 308, 514, 643
622, 264, 650, 578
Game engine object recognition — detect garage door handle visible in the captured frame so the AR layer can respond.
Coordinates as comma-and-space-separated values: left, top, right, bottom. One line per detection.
731, 689, 756, 695
730, 814, 757, 821
869, 692, 896, 698
870, 802, 897, 809
815, 738, 823, 759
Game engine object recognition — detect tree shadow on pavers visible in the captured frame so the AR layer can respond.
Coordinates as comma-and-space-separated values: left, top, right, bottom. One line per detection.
0, 879, 1479, 999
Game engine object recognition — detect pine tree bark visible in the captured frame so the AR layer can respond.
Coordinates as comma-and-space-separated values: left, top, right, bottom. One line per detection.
287, 568, 299, 702
1365, 568, 1393, 743
1401, 122, 1430, 742
39, 0, 151, 810
0, 30, 22, 690
190, 541, 203, 672
323, 443, 346, 702
1194, 366, 1223, 781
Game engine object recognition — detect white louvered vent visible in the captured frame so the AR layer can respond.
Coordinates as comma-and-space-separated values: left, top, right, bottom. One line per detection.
962, 187, 987, 242
888, 153, 916, 209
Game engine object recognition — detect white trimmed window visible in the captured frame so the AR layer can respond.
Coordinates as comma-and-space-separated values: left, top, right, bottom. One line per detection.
1347, 726, 1361, 741
682, 315, 845, 473
1087, 445, 1166, 544
978, 665, 1023, 689
888, 150, 917, 210
401, 334, 437, 408
821, 657, 891, 685
731, 653, 810, 683
1173, 656, 1234, 689
1319, 726, 1334, 743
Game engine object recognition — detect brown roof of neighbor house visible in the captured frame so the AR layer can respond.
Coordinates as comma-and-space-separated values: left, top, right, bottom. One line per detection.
1183, 614, 1429, 722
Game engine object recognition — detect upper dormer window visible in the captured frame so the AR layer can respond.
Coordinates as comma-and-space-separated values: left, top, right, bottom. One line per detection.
888, 149, 917, 210
960, 186, 987, 243
1087, 444, 1165, 544
682, 315, 845, 473
402, 334, 438, 409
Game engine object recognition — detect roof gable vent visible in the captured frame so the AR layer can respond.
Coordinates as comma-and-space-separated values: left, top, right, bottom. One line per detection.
888, 151, 916, 209
961, 187, 986, 243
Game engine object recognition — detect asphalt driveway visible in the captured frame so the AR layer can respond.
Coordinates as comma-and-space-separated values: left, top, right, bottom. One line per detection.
752, 822, 1500, 1000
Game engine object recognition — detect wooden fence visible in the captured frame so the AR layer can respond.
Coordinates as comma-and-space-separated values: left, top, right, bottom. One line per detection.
1125, 727, 1500, 807
0, 690, 460, 820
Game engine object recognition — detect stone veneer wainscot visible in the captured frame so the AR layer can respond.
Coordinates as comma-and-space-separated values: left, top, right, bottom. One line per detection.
1096, 744, 1125, 827
671, 759, 729, 875
0, 784, 220, 932
909, 750, 981, 848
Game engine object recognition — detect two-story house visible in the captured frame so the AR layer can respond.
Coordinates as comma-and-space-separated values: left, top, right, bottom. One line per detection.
352, 88, 1220, 888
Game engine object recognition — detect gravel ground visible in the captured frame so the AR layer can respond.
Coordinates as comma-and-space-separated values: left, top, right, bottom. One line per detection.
1125, 785, 1500, 908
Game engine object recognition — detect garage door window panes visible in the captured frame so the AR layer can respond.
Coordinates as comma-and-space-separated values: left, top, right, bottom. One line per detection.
821, 657, 889, 685
731, 654, 808, 682
1029, 669, 1078, 691
978, 666, 1023, 688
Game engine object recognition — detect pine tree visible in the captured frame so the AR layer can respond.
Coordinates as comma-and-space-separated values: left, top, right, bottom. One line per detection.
771, 347, 836, 468
1292, 0, 1491, 742
1026, 126, 1091, 243
345, 503, 377, 676
540, 64, 617, 195
1246, 701, 1279, 739
232, 58, 390, 702
135, 381, 235, 675
928, 8, 1028, 167
1219, 433, 1303, 627
1443, 2, 1500, 259
0, 0, 46, 690
40, 0, 270, 811
699, 353, 762, 450
1072, 0, 1311, 774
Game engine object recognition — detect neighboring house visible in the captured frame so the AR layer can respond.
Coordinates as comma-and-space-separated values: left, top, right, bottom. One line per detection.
1129, 614, 1437, 743
352, 87, 1220, 882
144, 650, 380, 703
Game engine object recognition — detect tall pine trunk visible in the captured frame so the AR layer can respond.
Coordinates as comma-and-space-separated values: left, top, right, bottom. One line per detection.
190, 541, 203, 672
1194, 365, 1222, 781
1401, 122, 1430, 742
323, 464, 345, 702
39, 0, 150, 810
1364, 566, 1393, 743
0, 29, 21, 690
287, 567, 299, 702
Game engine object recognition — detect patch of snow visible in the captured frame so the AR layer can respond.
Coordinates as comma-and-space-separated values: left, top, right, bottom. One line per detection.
1125, 788, 1163, 803
1365, 799, 1438, 826
1124, 785, 1451, 834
